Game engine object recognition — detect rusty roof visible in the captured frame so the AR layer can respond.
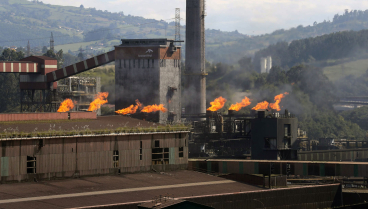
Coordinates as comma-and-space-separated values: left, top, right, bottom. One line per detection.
0, 170, 263, 209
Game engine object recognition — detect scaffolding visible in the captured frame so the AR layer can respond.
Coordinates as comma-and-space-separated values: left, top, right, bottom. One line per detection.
57, 77, 101, 115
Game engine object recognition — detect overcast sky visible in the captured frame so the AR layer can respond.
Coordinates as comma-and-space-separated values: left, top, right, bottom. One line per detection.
40, 0, 368, 35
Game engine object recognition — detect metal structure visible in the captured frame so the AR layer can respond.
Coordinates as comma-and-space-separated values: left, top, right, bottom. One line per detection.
26, 40, 30, 57
184, 0, 207, 115
185, 109, 299, 160
184, 110, 253, 157
0, 128, 189, 182
20, 89, 57, 112
57, 76, 101, 115
175, 8, 181, 45
50, 32, 54, 52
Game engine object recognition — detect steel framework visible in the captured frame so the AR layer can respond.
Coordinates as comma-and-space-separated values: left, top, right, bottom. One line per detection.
20, 89, 58, 112
175, 8, 181, 45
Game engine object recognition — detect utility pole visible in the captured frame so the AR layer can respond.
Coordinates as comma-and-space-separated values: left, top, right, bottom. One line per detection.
50, 32, 55, 52
26, 40, 31, 57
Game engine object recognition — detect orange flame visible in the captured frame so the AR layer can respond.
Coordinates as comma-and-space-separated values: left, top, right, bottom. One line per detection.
269, 92, 289, 111
115, 99, 143, 115
141, 104, 167, 113
252, 101, 270, 110
57, 99, 75, 112
207, 96, 227, 112
88, 92, 109, 112
229, 96, 251, 111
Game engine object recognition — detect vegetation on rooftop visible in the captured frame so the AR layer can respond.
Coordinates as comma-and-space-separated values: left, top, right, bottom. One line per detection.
0, 124, 191, 139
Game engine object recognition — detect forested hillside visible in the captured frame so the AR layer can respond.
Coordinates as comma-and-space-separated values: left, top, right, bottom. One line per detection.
253, 29, 368, 70
2, 0, 368, 64
207, 9, 368, 64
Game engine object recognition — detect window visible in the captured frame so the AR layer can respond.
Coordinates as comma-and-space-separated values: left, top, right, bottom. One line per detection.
123, 59, 126, 68
179, 147, 184, 158
264, 138, 277, 149
152, 148, 169, 165
140, 141, 143, 160
154, 140, 160, 148
133, 59, 136, 68
27, 156, 36, 174
119, 59, 122, 69
142, 59, 145, 68
113, 150, 119, 168
152, 59, 154, 68
138, 59, 141, 68
38, 139, 44, 148
284, 124, 291, 137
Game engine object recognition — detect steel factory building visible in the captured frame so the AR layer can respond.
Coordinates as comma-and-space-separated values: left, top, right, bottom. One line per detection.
0, 116, 189, 182
115, 39, 182, 123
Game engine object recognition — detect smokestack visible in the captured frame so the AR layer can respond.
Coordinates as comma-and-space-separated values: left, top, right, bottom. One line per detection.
185, 0, 206, 115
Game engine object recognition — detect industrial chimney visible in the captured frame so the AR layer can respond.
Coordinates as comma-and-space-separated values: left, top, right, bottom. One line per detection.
184, 0, 206, 115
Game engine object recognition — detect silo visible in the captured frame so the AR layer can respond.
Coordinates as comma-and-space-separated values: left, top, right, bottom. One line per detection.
184, 0, 206, 115
260, 57, 267, 73
266, 56, 272, 73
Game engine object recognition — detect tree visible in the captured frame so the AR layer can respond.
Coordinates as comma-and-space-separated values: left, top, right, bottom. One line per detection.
0, 49, 24, 61
238, 56, 254, 72
0, 48, 24, 112
77, 47, 84, 61
42, 46, 48, 54
80, 4, 84, 9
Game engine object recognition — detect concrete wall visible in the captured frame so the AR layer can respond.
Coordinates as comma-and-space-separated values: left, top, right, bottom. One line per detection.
0, 132, 189, 183
115, 58, 160, 109
114, 40, 181, 123
185, 0, 206, 115
159, 59, 181, 123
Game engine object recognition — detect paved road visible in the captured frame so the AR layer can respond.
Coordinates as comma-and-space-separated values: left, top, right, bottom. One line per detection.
0, 180, 234, 204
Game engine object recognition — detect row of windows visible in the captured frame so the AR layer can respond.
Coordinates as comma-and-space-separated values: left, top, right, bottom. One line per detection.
119, 59, 154, 69
118, 59, 180, 69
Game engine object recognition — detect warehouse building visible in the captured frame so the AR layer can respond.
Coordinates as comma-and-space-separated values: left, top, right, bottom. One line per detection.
0, 116, 189, 182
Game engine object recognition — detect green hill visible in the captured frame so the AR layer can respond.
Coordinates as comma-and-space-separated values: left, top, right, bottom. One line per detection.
323, 58, 368, 82
3, 0, 368, 64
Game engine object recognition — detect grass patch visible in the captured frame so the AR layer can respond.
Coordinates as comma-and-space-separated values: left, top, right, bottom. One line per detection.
0, 119, 93, 125
323, 58, 368, 81
0, 124, 191, 139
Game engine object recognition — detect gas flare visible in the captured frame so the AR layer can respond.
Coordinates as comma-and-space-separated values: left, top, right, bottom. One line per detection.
88, 92, 109, 112
141, 104, 167, 113
115, 100, 143, 115
269, 92, 289, 111
57, 99, 75, 112
229, 96, 251, 111
252, 101, 270, 110
207, 96, 227, 112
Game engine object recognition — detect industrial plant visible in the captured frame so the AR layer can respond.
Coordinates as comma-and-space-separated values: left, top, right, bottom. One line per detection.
0, 0, 366, 209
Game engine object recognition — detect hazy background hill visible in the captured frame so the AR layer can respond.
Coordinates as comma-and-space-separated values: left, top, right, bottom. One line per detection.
3, 0, 368, 61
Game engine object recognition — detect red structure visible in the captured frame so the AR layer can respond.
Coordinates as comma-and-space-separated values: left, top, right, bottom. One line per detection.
0, 52, 115, 112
